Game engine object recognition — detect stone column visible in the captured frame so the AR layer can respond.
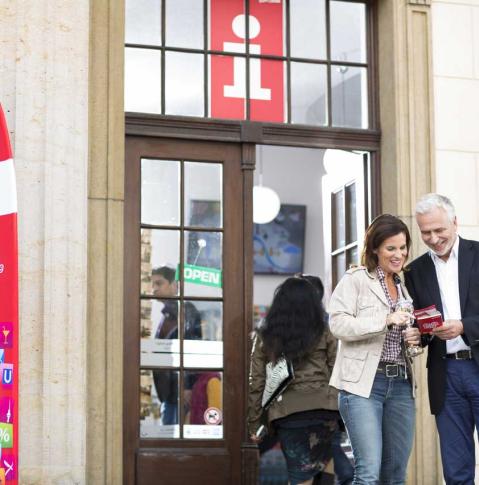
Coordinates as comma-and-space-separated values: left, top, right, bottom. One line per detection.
87, 1, 125, 484
378, 1, 441, 483
0, 0, 89, 482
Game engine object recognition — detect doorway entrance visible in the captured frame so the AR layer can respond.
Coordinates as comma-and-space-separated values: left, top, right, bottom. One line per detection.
124, 136, 373, 484
124, 137, 251, 485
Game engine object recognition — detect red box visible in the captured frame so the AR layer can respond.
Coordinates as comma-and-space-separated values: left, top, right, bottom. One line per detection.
414, 305, 443, 334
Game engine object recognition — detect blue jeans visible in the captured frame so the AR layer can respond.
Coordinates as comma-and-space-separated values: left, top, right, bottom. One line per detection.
332, 429, 354, 485
339, 373, 415, 485
161, 402, 178, 425
436, 359, 479, 485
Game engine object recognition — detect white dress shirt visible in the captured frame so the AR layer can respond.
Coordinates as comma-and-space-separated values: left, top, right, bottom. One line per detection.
430, 236, 470, 353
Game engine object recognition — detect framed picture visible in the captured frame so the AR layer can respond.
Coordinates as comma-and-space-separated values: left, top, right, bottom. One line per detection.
253, 204, 306, 275
253, 304, 269, 328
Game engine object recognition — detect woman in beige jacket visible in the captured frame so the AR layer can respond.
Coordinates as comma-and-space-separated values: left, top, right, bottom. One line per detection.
329, 214, 420, 485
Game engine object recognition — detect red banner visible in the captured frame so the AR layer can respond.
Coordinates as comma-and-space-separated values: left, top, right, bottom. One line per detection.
0, 105, 18, 484
210, 0, 284, 122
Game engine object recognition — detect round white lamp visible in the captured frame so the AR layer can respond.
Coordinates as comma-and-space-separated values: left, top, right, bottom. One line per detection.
253, 185, 281, 224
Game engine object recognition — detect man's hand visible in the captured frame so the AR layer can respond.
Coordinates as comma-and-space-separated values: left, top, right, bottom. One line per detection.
403, 327, 421, 346
431, 319, 464, 340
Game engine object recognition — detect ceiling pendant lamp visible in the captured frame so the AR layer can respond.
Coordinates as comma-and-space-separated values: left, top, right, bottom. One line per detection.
253, 152, 281, 224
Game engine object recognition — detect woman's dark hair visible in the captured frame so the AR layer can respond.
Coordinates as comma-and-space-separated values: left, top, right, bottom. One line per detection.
296, 274, 324, 301
258, 277, 325, 363
361, 214, 411, 271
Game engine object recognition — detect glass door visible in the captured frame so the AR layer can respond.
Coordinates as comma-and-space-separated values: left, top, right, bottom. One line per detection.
124, 138, 246, 485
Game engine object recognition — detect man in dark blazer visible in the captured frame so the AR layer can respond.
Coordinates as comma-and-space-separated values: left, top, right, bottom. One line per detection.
405, 193, 479, 485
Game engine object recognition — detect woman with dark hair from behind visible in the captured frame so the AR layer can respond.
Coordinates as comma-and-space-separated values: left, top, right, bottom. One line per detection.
248, 277, 339, 485
301, 275, 353, 485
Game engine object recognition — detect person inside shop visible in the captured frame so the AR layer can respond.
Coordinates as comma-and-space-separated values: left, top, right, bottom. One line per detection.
328, 214, 418, 484
248, 277, 339, 485
150, 265, 202, 425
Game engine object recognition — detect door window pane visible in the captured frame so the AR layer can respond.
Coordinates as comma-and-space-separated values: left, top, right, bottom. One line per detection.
140, 229, 180, 297
291, 62, 327, 126
184, 301, 223, 368
141, 159, 180, 226
332, 190, 345, 250
183, 371, 223, 439
331, 66, 368, 129
345, 183, 357, 244
141, 299, 180, 367
290, 0, 326, 59
125, 0, 162, 46
330, 1, 367, 63
346, 246, 359, 269
165, 0, 203, 49
140, 369, 180, 438
125, 48, 162, 113
184, 162, 223, 229
183, 231, 223, 298
165, 52, 204, 116
332, 252, 346, 288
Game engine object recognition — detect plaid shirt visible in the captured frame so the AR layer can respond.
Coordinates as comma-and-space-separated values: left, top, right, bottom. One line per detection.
376, 267, 405, 365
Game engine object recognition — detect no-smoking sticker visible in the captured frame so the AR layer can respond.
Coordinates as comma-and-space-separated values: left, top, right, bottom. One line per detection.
204, 407, 222, 425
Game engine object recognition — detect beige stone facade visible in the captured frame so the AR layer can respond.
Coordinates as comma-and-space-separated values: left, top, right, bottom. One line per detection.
2, 0, 476, 482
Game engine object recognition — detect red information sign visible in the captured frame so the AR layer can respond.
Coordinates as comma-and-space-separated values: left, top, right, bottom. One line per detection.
0, 105, 18, 484
210, 0, 284, 122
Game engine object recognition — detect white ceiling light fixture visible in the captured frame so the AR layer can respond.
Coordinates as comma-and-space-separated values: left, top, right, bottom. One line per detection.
253, 148, 281, 224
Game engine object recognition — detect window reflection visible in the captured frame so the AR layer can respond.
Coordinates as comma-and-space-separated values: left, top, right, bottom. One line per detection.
184, 231, 223, 298
290, 0, 326, 59
165, 0, 203, 49
125, 0, 162, 46
291, 62, 327, 126
183, 371, 223, 439
183, 301, 223, 368
141, 159, 180, 226
331, 66, 368, 129
330, 1, 367, 63
125, 48, 162, 113
332, 190, 345, 250
141, 300, 180, 367
184, 162, 223, 229
165, 52, 204, 116
140, 229, 180, 297
140, 369, 180, 438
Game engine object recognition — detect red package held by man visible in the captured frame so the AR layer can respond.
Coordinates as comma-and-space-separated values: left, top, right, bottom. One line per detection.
413, 305, 443, 334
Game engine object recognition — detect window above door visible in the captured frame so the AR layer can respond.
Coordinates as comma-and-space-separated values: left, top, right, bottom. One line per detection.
125, 0, 372, 129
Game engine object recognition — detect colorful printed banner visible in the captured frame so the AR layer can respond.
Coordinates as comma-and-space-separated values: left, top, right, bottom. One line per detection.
210, 0, 284, 122
0, 104, 18, 483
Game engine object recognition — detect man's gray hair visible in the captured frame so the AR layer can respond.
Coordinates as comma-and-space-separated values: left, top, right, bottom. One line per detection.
415, 193, 456, 222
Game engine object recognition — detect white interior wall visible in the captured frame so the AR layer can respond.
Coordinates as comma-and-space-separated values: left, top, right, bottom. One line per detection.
253, 145, 326, 306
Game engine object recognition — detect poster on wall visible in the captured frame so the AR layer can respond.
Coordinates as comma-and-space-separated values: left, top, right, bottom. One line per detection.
253, 204, 306, 275
210, 0, 285, 121
0, 105, 18, 483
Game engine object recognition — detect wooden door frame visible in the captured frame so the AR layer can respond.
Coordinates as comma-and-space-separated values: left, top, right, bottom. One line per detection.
124, 136, 257, 484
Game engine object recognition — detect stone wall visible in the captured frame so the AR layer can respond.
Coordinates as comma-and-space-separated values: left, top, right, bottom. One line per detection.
0, 1, 89, 482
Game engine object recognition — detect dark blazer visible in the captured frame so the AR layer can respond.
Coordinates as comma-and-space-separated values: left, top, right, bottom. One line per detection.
404, 237, 479, 415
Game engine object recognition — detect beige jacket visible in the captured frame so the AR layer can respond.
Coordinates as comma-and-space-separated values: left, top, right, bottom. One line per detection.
329, 266, 415, 398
